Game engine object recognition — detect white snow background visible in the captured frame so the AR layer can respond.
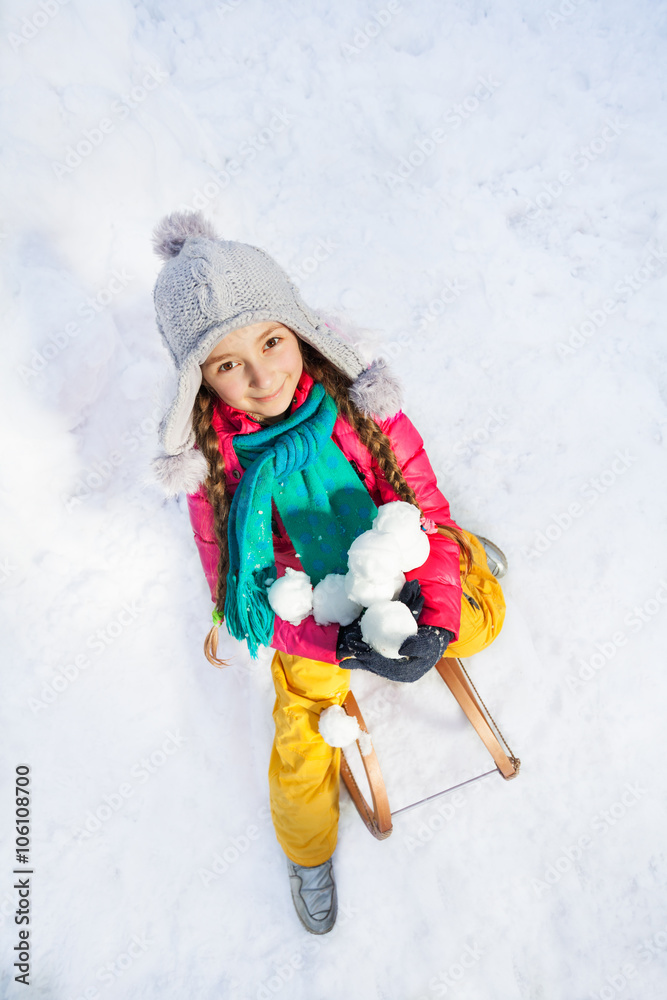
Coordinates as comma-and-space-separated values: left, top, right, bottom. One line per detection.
1, 1, 666, 998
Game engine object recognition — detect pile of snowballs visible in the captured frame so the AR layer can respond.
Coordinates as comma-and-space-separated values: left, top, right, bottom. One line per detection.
267, 500, 430, 659
267, 500, 433, 751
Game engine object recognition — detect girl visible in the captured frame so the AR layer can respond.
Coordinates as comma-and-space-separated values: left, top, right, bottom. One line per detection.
151, 211, 506, 935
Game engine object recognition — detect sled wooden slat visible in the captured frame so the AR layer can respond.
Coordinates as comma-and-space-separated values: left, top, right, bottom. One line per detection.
435, 656, 520, 780
340, 691, 393, 840
341, 657, 519, 838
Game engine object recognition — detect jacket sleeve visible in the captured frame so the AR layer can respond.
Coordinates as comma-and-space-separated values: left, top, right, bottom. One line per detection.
375, 410, 463, 639
271, 616, 341, 664
186, 486, 220, 602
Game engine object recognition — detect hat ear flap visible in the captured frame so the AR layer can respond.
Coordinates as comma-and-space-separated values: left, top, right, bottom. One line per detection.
152, 448, 208, 497
349, 358, 403, 419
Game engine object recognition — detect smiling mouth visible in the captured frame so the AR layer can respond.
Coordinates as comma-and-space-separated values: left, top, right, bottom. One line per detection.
253, 382, 285, 402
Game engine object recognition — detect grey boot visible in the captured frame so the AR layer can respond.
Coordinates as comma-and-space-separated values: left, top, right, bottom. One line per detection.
475, 535, 508, 579
286, 856, 338, 934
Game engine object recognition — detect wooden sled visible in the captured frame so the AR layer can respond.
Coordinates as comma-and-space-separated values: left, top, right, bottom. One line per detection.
340, 655, 521, 840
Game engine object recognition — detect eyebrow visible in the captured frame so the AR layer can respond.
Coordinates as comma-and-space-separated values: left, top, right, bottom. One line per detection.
203, 324, 282, 367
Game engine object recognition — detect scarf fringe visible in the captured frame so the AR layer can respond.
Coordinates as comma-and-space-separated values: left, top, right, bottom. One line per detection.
225, 571, 273, 659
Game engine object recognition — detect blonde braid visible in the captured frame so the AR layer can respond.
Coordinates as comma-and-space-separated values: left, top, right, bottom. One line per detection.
301, 342, 473, 578
192, 386, 232, 666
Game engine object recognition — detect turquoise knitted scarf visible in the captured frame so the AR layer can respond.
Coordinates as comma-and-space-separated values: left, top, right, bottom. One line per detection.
224, 382, 378, 657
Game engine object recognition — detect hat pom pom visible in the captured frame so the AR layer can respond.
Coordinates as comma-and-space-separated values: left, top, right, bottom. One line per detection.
152, 211, 218, 260
151, 447, 208, 497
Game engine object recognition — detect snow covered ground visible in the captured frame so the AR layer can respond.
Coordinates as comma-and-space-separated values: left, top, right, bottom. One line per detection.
2, 0, 667, 997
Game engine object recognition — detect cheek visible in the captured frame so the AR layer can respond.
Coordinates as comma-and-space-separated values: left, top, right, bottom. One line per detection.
211, 370, 245, 401
287, 340, 304, 375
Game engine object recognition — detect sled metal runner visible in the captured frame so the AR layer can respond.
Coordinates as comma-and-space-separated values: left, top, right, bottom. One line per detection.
341, 655, 521, 840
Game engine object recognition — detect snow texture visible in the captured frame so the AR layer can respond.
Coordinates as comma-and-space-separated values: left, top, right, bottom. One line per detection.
360, 599, 419, 658
267, 567, 312, 625
2, 1, 667, 997
312, 572, 362, 626
318, 704, 361, 748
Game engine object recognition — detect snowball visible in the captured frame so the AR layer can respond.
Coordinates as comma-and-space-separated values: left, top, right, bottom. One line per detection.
373, 501, 431, 571
344, 530, 405, 605
267, 567, 313, 625
360, 599, 418, 658
319, 705, 361, 747
312, 574, 363, 626
345, 569, 406, 606
373, 500, 421, 534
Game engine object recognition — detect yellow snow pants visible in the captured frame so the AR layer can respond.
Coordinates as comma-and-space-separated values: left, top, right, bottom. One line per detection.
268, 531, 506, 866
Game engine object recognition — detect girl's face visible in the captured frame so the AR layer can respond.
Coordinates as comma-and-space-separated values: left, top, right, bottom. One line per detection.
201, 321, 303, 424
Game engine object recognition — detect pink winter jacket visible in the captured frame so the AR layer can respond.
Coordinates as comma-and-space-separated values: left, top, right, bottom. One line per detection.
186, 371, 463, 663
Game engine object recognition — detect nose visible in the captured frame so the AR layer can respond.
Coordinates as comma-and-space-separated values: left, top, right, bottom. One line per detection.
247, 360, 274, 390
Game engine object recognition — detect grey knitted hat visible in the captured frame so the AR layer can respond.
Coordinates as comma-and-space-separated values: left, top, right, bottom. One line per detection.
150, 211, 402, 496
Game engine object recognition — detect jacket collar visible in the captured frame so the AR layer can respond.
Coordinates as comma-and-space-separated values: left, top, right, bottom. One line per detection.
211, 370, 315, 437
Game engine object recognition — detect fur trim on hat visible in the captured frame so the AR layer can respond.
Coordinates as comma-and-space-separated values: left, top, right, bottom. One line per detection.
152, 211, 218, 261
349, 358, 403, 419
152, 447, 208, 497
